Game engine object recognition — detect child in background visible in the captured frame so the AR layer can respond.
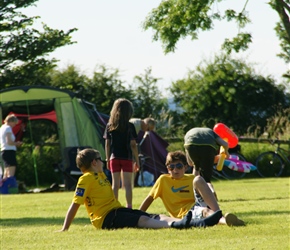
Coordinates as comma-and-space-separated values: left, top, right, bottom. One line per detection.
184, 127, 230, 199
0, 114, 23, 179
103, 98, 140, 208
129, 117, 156, 134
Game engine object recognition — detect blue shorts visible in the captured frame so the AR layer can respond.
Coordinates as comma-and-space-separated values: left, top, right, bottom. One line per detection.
102, 208, 150, 229
1, 150, 17, 167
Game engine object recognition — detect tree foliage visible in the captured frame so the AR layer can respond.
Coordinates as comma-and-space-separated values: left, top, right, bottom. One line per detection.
0, 0, 77, 87
170, 55, 289, 135
143, 0, 290, 76
50, 64, 133, 115
131, 67, 168, 119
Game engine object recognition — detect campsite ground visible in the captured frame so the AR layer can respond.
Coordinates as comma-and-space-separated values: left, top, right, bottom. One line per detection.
1, 177, 289, 250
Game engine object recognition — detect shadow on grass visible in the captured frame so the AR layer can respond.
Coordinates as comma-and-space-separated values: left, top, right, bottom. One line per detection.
0, 217, 89, 227
220, 196, 288, 203
226, 209, 290, 225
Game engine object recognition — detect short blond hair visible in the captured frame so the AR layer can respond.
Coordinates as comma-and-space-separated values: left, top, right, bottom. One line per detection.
4, 114, 18, 124
143, 118, 156, 130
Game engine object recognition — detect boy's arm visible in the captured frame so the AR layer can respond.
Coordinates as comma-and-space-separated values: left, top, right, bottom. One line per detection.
216, 137, 230, 158
58, 203, 80, 232
139, 195, 154, 211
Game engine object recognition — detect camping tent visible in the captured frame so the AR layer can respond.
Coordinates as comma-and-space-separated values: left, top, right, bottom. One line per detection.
0, 86, 106, 155
0, 86, 107, 188
135, 131, 169, 186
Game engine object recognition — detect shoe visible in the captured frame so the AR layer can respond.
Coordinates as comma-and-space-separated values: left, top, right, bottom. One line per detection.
190, 210, 222, 228
225, 213, 245, 226
172, 211, 192, 229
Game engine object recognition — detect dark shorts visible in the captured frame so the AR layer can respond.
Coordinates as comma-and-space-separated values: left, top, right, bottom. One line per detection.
184, 145, 217, 183
102, 208, 150, 229
1, 150, 17, 167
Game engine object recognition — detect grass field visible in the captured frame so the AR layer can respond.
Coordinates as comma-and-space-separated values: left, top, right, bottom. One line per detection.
1, 177, 289, 250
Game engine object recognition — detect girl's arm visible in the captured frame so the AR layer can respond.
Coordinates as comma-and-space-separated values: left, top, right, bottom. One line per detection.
105, 139, 111, 170
130, 140, 140, 168
58, 203, 80, 232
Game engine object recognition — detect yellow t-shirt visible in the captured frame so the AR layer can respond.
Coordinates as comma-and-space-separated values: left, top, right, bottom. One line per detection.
73, 171, 122, 229
149, 174, 195, 219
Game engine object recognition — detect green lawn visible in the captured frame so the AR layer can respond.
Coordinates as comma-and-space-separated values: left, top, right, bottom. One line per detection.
1, 177, 289, 250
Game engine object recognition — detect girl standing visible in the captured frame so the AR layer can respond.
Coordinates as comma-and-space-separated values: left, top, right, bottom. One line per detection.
0, 114, 23, 179
103, 98, 140, 208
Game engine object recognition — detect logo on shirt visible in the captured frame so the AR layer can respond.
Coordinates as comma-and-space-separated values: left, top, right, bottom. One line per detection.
76, 187, 85, 197
171, 185, 189, 193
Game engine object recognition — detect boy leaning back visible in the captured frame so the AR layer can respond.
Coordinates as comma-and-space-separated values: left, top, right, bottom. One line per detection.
58, 148, 198, 231
139, 151, 245, 227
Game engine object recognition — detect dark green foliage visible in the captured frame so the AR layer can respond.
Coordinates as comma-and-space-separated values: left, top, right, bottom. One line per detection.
16, 144, 61, 186
0, 0, 77, 87
50, 64, 134, 115
143, 0, 290, 82
170, 55, 288, 135
143, 0, 251, 54
15, 119, 61, 186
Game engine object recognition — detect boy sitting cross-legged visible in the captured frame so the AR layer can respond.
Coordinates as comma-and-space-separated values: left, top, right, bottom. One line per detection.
139, 151, 245, 227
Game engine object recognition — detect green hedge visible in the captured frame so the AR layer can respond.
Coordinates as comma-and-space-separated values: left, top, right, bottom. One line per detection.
15, 144, 62, 187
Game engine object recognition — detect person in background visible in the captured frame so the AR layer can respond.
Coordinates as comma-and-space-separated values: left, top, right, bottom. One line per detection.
139, 151, 244, 227
0, 114, 23, 179
58, 148, 194, 231
184, 127, 229, 200
129, 117, 156, 135
103, 98, 140, 208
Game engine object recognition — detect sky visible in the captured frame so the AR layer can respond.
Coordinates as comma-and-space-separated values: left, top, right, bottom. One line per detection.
23, 0, 288, 96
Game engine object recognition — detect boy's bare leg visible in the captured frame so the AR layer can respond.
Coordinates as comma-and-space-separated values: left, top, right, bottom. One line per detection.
137, 211, 192, 229
207, 182, 218, 200
193, 175, 220, 211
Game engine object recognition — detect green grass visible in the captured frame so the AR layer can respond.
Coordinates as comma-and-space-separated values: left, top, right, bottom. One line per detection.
1, 178, 290, 250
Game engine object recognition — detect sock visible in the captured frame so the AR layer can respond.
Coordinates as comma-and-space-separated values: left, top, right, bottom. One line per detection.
171, 211, 192, 229
127, 204, 132, 209
190, 210, 222, 228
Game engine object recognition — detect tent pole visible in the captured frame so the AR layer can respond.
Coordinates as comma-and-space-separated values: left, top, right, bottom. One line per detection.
148, 132, 158, 178
25, 99, 39, 187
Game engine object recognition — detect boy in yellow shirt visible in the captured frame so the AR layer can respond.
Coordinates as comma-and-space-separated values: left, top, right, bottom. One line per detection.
139, 151, 244, 227
58, 148, 197, 231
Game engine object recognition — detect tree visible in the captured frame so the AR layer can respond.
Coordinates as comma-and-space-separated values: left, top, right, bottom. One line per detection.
50, 64, 134, 115
0, 0, 77, 88
88, 65, 134, 115
170, 55, 288, 135
143, 0, 290, 77
49, 64, 90, 94
131, 67, 168, 119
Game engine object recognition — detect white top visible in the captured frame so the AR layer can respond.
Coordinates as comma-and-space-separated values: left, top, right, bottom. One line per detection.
0, 124, 16, 151
129, 118, 142, 134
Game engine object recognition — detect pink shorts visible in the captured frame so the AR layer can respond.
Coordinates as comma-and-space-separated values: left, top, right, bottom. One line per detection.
109, 159, 134, 173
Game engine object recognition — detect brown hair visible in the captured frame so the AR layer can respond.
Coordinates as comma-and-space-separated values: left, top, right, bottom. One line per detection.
165, 151, 188, 166
4, 114, 18, 124
76, 148, 100, 170
108, 98, 133, 132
